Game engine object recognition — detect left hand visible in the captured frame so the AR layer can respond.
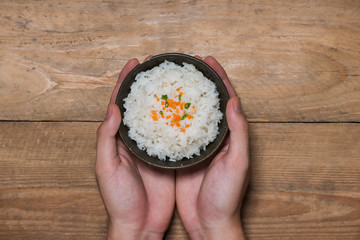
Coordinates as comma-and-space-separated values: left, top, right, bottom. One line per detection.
96, 58, 175, 240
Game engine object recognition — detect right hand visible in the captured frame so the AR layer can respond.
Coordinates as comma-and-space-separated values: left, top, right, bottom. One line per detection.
175, 56, 249, 239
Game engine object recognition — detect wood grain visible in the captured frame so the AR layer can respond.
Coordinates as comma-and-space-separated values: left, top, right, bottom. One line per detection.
1, 122, 359, 239
0, 0, 359, 121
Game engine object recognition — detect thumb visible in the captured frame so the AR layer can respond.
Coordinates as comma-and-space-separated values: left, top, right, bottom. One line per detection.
225, 96, 249, 171
96, 103, 122, 174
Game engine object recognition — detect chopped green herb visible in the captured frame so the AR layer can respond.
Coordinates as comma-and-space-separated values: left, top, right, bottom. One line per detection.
181, 113, 188, 120
161, 95, 168, 100
178, 94, 182, 101
159, 111, 163, 115
185, 102, 191, 109
165, 101, 169, 107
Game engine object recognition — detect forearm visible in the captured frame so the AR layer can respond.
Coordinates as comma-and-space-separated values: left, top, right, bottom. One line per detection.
107, 221, 164, 240
187, 219, 246, 240
188, 227, 245, 240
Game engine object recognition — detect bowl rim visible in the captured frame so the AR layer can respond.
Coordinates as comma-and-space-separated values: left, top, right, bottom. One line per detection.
115, 53, 229, 169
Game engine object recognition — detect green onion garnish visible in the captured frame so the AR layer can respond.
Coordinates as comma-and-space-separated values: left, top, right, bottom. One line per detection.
161, 95, 168, 100
181, 113, 188, 120
185, 102, 191, 109
165, 101, 169, 107
178, 94, 182, 101
159, 111, 163, 115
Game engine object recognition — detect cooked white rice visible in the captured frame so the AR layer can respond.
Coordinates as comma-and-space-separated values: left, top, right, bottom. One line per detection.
123, 60, 222, 161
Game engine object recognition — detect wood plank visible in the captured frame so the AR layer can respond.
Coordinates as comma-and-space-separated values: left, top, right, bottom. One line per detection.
0, 122, 359, 239
243, 123, 360, 239
0, 0, 359, 121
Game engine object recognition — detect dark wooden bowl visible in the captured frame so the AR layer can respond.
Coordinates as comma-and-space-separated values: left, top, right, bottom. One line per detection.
115, 53, 229, 169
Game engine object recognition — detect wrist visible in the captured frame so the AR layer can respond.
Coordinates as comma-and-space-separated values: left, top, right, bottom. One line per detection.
187, 219, 245, 240
107, 220, 164, 240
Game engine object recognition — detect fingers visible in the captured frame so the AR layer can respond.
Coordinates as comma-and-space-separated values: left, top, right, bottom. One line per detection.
204, 56, 237, 98
144, 55, 153, 61
110, 59, 140, 104
225, 96, 249, 172
96, 103, 122, 174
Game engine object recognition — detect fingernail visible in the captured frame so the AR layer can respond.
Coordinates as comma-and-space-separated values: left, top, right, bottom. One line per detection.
144, 55, 152, 61
106, 104, 113, 119
233, 96, 242, 113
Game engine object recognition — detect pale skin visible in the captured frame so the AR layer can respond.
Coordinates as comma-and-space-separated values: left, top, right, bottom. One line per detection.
96, 56, 249, 240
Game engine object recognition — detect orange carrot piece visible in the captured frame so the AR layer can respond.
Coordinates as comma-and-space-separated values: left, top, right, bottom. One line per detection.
173, 115, 181, 122
152, 113, 158, 121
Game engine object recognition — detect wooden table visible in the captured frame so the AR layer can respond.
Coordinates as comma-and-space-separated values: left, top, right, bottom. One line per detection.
1, 1, 359, 239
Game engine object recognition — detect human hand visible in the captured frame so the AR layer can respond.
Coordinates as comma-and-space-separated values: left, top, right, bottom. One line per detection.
96, 58, 175, 240
175, 56, 249, 239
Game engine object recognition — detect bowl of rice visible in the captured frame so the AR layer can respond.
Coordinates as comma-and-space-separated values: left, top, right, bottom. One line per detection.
115, 53, 229, 168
